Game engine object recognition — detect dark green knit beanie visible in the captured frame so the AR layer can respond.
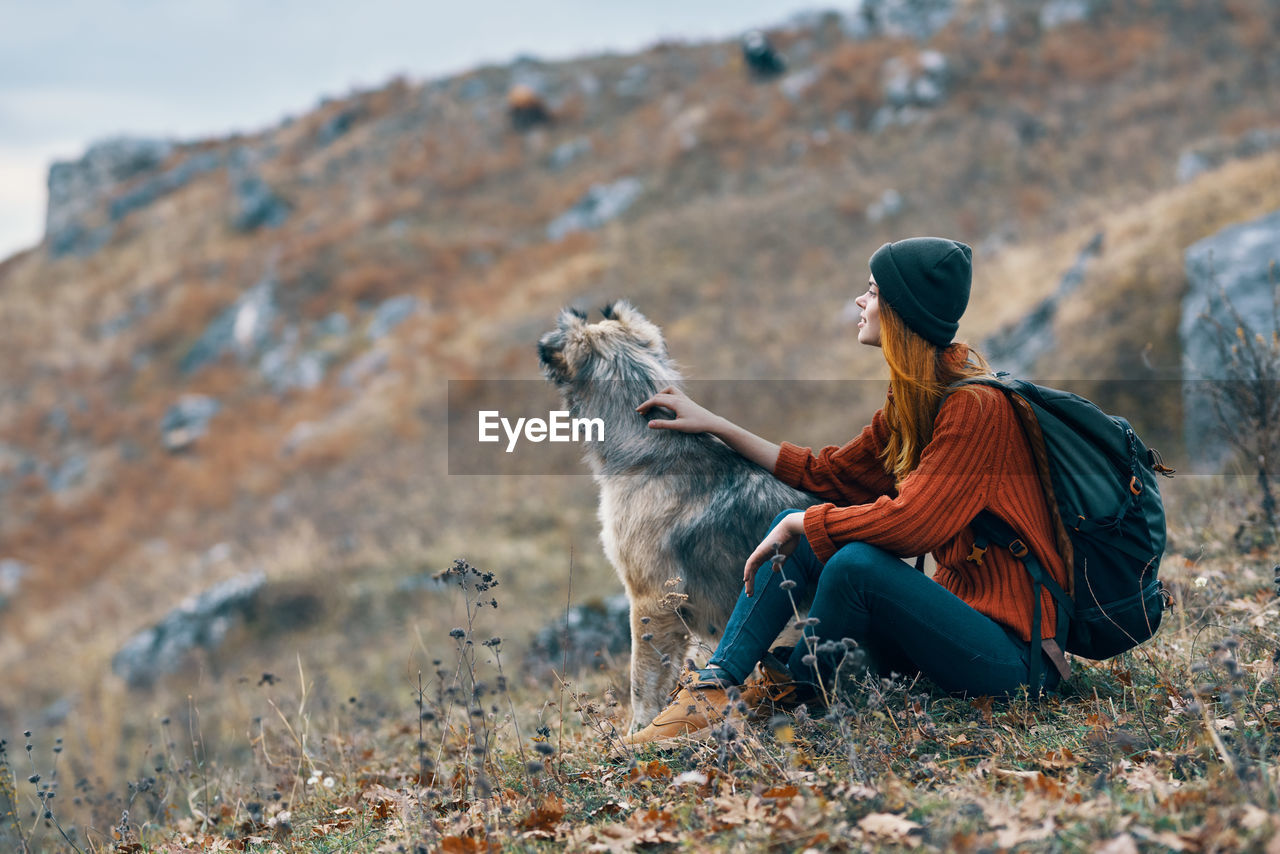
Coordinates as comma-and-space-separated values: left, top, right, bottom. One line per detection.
869, 237, 973, 347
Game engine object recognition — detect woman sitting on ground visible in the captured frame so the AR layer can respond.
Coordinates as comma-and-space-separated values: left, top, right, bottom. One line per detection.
627, 236, 1070, 746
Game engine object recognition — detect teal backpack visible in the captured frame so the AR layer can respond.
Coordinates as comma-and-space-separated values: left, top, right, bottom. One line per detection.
953, 374, 1173, 690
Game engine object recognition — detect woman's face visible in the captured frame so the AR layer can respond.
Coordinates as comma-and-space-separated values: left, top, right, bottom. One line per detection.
855, 276, 882, 347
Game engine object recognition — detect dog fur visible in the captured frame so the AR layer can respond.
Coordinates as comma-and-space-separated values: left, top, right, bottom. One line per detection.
538, 301, 817, 731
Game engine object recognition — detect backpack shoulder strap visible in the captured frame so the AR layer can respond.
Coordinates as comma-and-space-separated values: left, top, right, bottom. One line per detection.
950, 374, 1076, 597
970, 511, 1073, 687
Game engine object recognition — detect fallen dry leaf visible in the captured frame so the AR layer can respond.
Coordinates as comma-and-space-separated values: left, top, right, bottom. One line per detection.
589, 800, 631, 819
1131, 826, 1189, 851
1241, 803, 1272, 832
995, 816, 1057, 849
1095, 833, 1140, 854
1035, 747, 1077, 771
762, 784, 801, 800
858, 812, 923, 843
518, 795, 566, 835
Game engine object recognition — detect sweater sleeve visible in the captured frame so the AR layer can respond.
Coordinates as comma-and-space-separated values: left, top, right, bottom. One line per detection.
773, 408, 896, 505
801, 389, 1006, 562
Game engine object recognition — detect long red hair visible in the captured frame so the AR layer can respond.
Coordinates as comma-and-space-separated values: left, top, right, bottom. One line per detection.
879, 300, 991, 483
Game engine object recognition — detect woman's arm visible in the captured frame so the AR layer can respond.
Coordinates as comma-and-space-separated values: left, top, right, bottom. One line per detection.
799, 388, 1005, 561
773, 410, 895, 504
635, 387, 781, 472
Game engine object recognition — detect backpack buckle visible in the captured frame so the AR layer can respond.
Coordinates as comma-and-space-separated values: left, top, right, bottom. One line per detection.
967, 543, 987, 566
1009, 539, 1029, 559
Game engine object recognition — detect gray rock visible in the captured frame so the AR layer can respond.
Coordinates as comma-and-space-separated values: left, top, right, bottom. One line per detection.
97, 292, 153, 339
779, 67, 823, 102
1176, 150, 1214, 184
112, 570, 266, 688
984, 231, 1104, 374
0, 443, 26, 498
523, 593, 631, 676
47, 221, 114, 258
866, 188, 905, 223
180, 274, 278, 374
1176, 127, 1280, 184
1040, 0, 1091, 30
367, 295, 420, 340
46, 453, 88, 493
870, 104, 923, 133
576, 73, 601, 98
615, 64, 650, 99
970, 2, 1011, 35
46, 137, 173, 256
260, 343, 328, 393
316, 311, 350, 338
546, 177, 644, 241
317, 106, 362, 147
843, 0, 957, 42
0, 558, 27, 610
280, 421, 320, 457
882, 51, 949, 109
41, 695, 74, 726
230, 172, 290, 231
46, 407, 71, 438
547, 137, 593, 171
396, 572, 448, 593
457, 76, 489, 101
108, 151, 222, 222
340, 348, 390, 388
161, 394, 221, 452
1180, 209, 1280, 471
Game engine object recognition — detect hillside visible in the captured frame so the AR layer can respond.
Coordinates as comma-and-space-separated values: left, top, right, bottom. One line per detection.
0, 0, 1279, 847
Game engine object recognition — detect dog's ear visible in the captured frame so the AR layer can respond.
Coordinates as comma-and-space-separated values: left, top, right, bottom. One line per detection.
558, 306, 588, 329
607, 300, 666, 354
600, 302, 616, 320
538, 329, 571, 383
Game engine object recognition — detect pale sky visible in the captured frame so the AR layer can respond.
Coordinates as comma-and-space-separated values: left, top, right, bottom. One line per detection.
0, 0, 820, 261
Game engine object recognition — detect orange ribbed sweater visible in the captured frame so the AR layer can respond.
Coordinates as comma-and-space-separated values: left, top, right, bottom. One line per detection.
773, 385, 1069, 643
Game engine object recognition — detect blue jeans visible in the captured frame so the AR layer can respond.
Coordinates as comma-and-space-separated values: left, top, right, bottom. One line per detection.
707, 510, 1060, 696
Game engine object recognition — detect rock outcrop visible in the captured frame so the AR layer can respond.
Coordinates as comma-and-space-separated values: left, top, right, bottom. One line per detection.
180, 274, 279, 374
841, 0, 957, 42
0, 558, 26, 611
523, 594, 631, 677
112, 570, 266, 688
984, 232, 1104, 375
1180, 209, 1280, 471
1177, 127, 1280, 183
161, 395, 221, 453
546, 178, 643, 241
46, 137, 173, 256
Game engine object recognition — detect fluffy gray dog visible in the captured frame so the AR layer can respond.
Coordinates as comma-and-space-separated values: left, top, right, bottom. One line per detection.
538, 301, 816, 731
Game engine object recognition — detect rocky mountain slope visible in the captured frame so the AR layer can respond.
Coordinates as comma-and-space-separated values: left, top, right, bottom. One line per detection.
0, 0, 1278, 794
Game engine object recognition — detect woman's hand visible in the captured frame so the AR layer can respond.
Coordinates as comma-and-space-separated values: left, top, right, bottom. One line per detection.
637, 387, 784, 475
635, 386, 724, 435
742, 512, 806, 597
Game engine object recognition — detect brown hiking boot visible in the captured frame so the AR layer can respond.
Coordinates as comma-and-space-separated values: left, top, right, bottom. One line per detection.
619, 675, 746, 747
620, 660, 805, 748
739, 658, 802, 718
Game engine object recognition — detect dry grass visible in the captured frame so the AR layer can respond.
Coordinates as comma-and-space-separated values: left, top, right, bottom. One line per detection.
5, 476, 1274, 852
